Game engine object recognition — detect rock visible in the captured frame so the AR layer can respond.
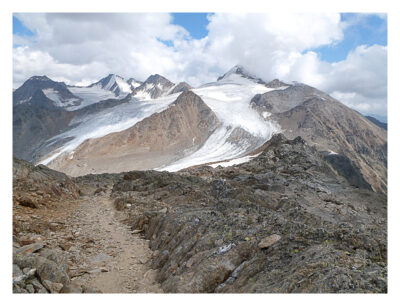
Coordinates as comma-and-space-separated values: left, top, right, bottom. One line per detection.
60, 284, 83, 293
42, 279, 64, 293
258, 234, 281, 249
15, 242, 44, 255
131, 229, 143, 234
158, 207, 168, 214
82, 285, 102, 293
30, 278, 48, 293
38, 248, 68, 272
36, 257, 70, 285
18, 196, 38, 208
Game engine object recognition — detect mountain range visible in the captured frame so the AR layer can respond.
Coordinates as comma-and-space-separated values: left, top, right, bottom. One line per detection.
13, 65, 387, 194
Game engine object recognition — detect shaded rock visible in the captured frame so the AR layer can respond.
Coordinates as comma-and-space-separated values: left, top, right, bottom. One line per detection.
36, 257, 70, 285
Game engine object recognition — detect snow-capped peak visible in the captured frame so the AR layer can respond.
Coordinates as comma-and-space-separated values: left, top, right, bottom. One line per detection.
217, 65, 266, 85
132, 74, 175, 99
89, 74, 132, 97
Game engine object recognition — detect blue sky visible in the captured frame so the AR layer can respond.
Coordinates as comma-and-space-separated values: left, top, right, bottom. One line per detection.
309, 13, 387, 62
13, 15, 34, 37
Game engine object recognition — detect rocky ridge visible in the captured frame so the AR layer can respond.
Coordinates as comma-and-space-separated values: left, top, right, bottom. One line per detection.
110, 134, 387, 293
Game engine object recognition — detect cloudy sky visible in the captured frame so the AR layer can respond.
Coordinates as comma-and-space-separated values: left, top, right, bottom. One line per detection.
13, 13, 387, 119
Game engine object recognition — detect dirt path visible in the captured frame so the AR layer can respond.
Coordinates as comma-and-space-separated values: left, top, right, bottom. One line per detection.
60, 191, 163, 293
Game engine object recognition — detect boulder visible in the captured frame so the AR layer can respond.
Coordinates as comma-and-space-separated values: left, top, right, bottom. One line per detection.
258, 234, 281, 249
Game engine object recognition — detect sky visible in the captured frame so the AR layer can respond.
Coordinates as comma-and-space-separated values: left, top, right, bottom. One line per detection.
12, 12, 387, 118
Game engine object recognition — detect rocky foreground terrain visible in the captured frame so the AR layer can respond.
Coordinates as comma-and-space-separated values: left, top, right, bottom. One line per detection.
12, 133, 387, 293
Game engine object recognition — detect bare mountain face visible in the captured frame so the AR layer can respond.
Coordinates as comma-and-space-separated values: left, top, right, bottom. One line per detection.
13, 90, 75, 161
45, 91, 220, 176
250, 83, 387, 194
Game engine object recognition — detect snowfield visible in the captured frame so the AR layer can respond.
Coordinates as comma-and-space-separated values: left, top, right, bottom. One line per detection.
42, 88, 81, 108
67, 86, 123, 111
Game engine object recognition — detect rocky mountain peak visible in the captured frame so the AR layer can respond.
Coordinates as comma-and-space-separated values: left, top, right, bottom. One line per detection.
144, 74, 174, 86
28, 75, 52, 82
13, 75, 80, 106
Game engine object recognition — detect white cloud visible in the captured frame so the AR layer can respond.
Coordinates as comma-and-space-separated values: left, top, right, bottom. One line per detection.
13, 13, 387, 116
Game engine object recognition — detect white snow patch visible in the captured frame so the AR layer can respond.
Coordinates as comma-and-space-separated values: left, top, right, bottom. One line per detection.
114, 76, 132, 94
42, 88, 80, 108
262, 111, 271, 119
329, 150, 338, 155
67, 86, 118, 110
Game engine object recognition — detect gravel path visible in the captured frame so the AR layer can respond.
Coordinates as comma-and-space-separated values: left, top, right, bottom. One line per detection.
59, 191, 163, 293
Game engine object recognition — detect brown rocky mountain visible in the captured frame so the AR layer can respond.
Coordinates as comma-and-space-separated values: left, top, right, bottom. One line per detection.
251, 83, 387, 194
47, 91, 220, 176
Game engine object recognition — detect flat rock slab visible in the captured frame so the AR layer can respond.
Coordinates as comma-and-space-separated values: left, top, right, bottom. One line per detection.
258, 234, 281, 249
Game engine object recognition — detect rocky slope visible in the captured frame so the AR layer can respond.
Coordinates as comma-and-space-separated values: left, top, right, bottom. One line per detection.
111, 134, 387, 293
251, 83, 387, 194
46, 91, 220, 176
